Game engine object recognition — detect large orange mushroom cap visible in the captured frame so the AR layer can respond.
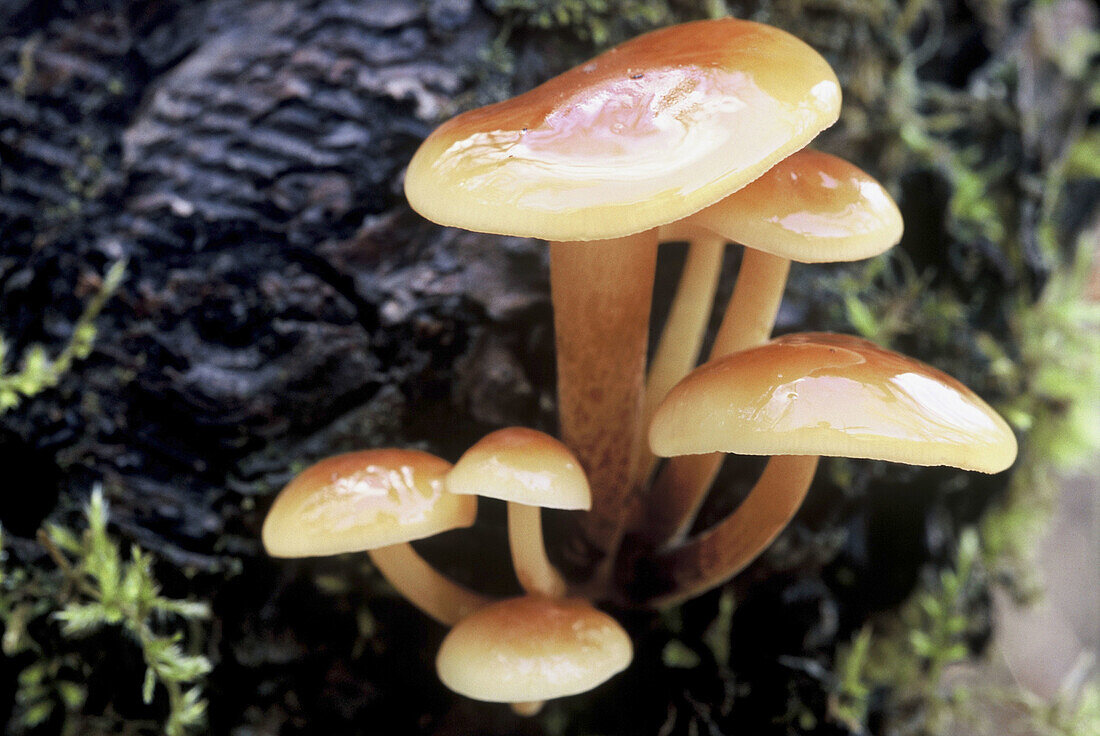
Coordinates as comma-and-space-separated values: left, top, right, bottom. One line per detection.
649, 333, 1018, 473
405, 18, 841, 241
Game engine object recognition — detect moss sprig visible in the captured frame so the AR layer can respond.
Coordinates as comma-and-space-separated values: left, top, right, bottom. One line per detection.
0, 488, 212, 735
0, 260, 126, 415
823, 528, 986, 734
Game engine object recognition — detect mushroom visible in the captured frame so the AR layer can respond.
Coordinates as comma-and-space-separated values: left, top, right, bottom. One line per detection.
641, 150, 905, 545
446, 427, 590, 599
262, 449, 491, 625
633, 332, 1017, 605
405, 18, 842, 582
436, 594, 633, 706
446, 428, 593, 716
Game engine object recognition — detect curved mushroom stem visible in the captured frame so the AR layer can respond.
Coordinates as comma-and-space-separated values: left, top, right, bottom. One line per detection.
642, 249, 791, 546
550, 232, 658, 587
368, 544, 492, 626
511, 701, 545, 717
508, 503, 567, 598
636, 234, 726, 485
631, 455, 818, 608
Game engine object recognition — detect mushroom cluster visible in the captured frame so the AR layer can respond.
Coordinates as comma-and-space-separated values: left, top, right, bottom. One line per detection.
263, 17, 1017, 714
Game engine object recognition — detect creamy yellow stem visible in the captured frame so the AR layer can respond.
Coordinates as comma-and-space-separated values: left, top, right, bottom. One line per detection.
637, 235, 726, 484
709, 249, 791, 357
550, 232, 658, 586
368, 544, 492, 626
511, 701, 545, 717
508, 503, 567, 598
508, 506, 566, 717
639, 455, 819, 607
644, 249, 791, 545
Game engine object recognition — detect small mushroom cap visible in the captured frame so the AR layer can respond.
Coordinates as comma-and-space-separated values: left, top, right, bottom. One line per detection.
688, 149, 903, 262
649, 333, 1018, 473
436, 595, 633, 702
406, 18, 840, 242
447, 427, 591, 510
262, 449, 475, 557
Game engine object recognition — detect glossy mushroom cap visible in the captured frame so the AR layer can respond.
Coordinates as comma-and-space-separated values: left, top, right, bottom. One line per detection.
262, 449, 476, 557
446, 427, 591, 510
649, 333, 1018, 473
405, 18, 841, 242
688, 149, 903, 262
436, 595, 633, 702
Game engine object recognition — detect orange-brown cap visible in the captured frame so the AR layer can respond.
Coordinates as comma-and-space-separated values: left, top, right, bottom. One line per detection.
687, 149, 903, 262
649, 333, 1017, 473
446, 427, 591, 510
436, 595, 633, 702
262, 449, 476, 557
406, 19, 841, 242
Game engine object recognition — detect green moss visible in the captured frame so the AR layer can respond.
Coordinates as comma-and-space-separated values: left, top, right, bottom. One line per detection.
828, 626, 873, 730
701, 588, 735, 668
820, 529, 985, 733
0, 260, 126, 415
483, 0, 677, 46
662, 638, 702, 669
980, 236, 1100, 596
0, 489, 212, 735
469, 0, 687, 108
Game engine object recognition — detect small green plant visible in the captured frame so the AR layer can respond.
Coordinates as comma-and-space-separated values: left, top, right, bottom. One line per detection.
0, 260, 126, 415
828, 625, 873, 731
826, 528, 986, 734
0, 488, 212, 735
975, 679, 1100, 736
904, 529, 981, 686
834, 251, 969, 351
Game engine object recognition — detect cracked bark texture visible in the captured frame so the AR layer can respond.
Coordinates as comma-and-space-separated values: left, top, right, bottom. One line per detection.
0, 0, 555, 553
0, 1, 562, 732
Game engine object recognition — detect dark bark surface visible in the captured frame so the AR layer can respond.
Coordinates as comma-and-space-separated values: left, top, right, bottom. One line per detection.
0, 1, 563, 731
0, 0, 553, 552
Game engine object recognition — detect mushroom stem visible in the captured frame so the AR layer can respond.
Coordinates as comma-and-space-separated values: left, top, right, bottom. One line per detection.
631, 455, 819, 607
550, 232, 658, 584
643, 249, 790, 545
508, 503, 568, 598
637, 234, 726, 484
511, 701, 545, 717
504, 504, 560, 719
368, 544, 492, 626
709, 249, 791, 357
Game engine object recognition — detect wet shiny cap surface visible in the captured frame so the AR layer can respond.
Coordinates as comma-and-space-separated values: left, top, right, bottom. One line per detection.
262, 449, 475, 557
447, 427, 592, 509
405, 18, 841, 241
649, 333, 1018, 473
689, 149, 904, 261
436, 595, 633, 702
